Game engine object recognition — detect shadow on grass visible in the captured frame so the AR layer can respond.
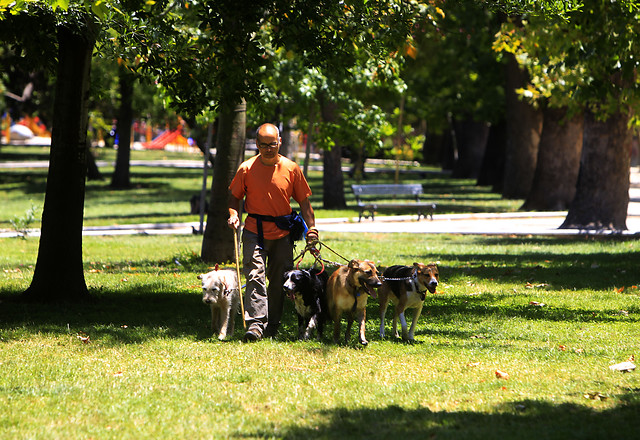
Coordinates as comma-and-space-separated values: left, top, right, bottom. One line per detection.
1, 284, 637, 347
426, 294, 640, 324
0, 287, 214, 343
395, 235, 640, 291
249, 397, 640, 440
0, 284, 317, 344
0, 170, 48, 194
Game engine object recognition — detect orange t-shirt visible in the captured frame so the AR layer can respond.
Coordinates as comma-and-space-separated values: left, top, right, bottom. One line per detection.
229, 155, 312, 240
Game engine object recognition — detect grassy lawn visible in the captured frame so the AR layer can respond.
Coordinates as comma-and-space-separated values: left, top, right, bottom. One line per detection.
0, 145, 522, 230
1, 146, 638, 438
1, 232, 639, 439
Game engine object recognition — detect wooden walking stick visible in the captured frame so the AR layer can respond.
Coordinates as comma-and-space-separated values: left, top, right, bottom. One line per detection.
233, 227, 246, 329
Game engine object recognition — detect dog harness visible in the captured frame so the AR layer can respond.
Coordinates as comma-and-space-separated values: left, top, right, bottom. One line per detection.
385, 269, 429, 301
347, 278, 371, 313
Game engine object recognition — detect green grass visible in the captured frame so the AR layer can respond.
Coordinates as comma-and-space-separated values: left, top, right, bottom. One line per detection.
0, 145, 521, 229
1, 233, 640, 439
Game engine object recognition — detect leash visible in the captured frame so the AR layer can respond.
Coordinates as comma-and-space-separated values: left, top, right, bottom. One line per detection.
233, 228, 247, 329
293, 239, 351, 273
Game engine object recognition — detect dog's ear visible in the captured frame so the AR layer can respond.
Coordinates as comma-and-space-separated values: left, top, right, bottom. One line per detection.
348, 259, 360, 269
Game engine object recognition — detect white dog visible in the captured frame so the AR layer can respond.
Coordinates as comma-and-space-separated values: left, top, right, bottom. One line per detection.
198, 266, 240, 340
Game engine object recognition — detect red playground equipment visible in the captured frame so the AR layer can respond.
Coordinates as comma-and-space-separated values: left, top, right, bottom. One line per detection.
143, 127, 192, 150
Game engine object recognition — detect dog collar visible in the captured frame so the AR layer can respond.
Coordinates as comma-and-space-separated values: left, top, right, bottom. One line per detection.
408, 276, 428, 301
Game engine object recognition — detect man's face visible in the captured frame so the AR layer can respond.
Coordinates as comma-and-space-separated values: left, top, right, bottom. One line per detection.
256, 128, 281, 165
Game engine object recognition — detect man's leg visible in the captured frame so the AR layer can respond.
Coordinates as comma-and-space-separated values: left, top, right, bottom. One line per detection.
263, 236, 294, 337
241, 230, 268, 338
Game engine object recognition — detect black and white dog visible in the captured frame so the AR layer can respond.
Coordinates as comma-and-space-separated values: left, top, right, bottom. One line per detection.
283, 268, 329, 340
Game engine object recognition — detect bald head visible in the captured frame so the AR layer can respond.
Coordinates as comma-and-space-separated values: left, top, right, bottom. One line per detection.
256, 123, 280, 139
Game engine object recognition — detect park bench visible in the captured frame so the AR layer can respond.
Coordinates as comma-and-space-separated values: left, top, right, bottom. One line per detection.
351, 183, 436, 222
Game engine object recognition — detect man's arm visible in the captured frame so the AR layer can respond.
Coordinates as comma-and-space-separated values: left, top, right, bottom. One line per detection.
298, 197, 315, 228
228, 194, 241, 229
298, 197, 318, 245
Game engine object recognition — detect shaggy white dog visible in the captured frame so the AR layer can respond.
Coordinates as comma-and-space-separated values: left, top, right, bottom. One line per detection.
198, 266, 240, 340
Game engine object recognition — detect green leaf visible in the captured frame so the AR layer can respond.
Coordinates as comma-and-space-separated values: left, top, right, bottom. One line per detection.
91, 0, 109, 19
54, 0, 70, 10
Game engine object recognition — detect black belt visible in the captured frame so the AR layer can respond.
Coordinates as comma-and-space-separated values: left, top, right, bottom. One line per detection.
247, 211, 305, 249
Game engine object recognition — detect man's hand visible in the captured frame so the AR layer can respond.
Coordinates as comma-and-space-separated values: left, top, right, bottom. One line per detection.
306, 227, 319, 246
228, 213, 240, 230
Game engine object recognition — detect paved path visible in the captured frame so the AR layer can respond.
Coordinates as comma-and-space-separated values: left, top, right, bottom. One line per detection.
2, 160, 639, 237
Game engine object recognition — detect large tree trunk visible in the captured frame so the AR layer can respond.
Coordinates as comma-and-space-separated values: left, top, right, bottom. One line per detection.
86, 141, 104, 181
477, 120, 507, 191
323, 145, 346, 209
502, 53, 543, 199
110, 66, 135, 189
303, 104, 316, 177
560, 110, 631, 230
422, 128, 454, 169
201, 99, 246, 263
280, 117, 294, 158
521, 107, 583, 211
349, 145, 366, 182
452, 119, 490, 179
319, 97, 346, 209
22, 22, 95, 302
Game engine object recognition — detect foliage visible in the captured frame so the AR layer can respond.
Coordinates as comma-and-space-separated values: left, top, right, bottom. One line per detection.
493, 1, 640, 120
8, 202, 38, 238
401, 1, 505, 134
485, 0, 583, 18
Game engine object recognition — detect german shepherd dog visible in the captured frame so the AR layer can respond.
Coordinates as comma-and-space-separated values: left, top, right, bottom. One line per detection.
378, 263, 439, 342
282, 268, 329, 340
326, 259, 382, 346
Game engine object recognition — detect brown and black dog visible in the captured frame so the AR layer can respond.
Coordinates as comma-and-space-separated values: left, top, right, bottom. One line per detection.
326, 259, 382, 346
378, 262, 439, 342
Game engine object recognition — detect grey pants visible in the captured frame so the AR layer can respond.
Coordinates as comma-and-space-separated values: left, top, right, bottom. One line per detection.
241, 229, 293, 336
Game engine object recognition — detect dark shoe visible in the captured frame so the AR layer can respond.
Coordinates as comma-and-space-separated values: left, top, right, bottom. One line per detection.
263, 323, 280, 338
243, 327, 262, 342
263, 328, 277, 338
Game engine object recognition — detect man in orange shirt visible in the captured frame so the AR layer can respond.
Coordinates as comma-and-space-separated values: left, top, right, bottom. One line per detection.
228, 123, 319, 341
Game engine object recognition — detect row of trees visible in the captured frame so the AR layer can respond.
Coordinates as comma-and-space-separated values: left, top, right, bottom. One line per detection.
1, 0, 637, 303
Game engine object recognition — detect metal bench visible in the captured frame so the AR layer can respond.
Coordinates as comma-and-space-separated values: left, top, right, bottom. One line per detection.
351, 183, 436, 222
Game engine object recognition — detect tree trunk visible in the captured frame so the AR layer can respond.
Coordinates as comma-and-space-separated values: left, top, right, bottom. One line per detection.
441, 115, 458, 171
201, 99, 246, 263
86, 140, 103, 181
303, 104, 316, 177
422, 131, 443, 167
502, 53, 543, 199
477, 120, 506, 191
110, 66, 135, 189
452, 119, 490, 179
280, 117, 294, 158
322, 145, 345, 209
319, 97, 346, 209
422, 128, 454, 169
521, 107, 583, 211
560, 110, 631, 230
349, 145, 366, 181
22, 22, 95, 302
